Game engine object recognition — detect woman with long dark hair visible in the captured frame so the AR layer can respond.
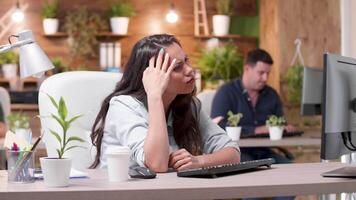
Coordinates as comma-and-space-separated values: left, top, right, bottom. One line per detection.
91, 34, 240, 172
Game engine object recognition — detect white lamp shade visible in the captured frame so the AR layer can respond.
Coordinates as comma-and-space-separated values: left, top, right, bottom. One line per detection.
19, 42, 54, 78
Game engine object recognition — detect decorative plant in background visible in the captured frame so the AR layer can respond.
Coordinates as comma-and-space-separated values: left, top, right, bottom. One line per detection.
41, 0, 58, 19
266, 115, 286, 127
108, 0, 136, 17
216, 0, 234, 15
7, 112, 29, 132
198, 44, 243, 84
46, 94, 86, 158
64, 6, 107, 66
0, 51, 18, 65
51, 57, 68, 73
285, 64, 303, 105
226, 111, 243, 127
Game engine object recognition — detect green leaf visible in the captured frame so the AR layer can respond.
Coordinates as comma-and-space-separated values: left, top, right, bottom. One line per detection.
49, 129, 62, 144
46, 93, 59, 109
66, 136, 86, 144
56, 149, 62, 158
58, 97, 68, 120
67, 114, 83, 126
51, 114, 66, 131
64, 145, 87, 153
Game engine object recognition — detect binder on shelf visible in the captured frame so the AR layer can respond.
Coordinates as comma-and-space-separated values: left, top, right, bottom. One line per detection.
100, 42, 121, 70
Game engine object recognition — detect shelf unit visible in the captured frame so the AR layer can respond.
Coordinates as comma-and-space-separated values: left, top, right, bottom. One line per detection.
43, 32, 129, 39
195, 34, 257, 43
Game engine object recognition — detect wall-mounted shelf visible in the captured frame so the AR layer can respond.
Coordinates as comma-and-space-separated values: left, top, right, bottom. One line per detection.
195, 34, 257, 43
0, 77, 37, 84
43, 32, 129, 39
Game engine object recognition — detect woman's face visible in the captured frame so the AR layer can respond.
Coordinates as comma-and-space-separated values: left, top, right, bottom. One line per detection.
164, 42, 195, 95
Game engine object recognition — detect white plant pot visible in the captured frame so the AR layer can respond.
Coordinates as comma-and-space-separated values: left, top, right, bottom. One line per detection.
110, 17, 129, 34
226, 126, 242, 141
43, 18, 59, 35
15, 128, 32, 144
268, 126, 284, 140
2, 64, 18, 79
40, 157, 72, 187
212, 15, 230, 36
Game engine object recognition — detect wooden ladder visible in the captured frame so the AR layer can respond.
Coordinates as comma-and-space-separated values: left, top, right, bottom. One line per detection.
194, 0, 209, 36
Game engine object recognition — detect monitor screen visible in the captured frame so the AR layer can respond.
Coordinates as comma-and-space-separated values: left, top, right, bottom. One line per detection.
301, 67, 323, 116
321, 53, 356, 160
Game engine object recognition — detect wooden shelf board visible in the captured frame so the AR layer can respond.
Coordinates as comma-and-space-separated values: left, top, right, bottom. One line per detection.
195, 34, 257, 42
11, 104, 38, 111
0, 77, 38, 84
44, 32, 129, 38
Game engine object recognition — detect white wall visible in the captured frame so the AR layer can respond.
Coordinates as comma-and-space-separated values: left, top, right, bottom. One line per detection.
341, 0, 356, 58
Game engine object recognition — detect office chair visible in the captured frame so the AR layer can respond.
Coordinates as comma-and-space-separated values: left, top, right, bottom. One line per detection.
38, 71, 122, 170
196, 89, 216, 115
0, 87, 11, 123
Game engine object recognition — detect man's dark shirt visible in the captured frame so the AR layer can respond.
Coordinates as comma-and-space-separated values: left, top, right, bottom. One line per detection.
211, 79, 284, 136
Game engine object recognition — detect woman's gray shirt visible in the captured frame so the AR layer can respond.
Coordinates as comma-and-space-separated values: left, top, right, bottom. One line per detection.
99, 95, 240, 169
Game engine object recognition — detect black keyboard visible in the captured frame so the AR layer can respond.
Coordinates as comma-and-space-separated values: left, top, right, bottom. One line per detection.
241, 131, 304, 139
177, 158, 275, 178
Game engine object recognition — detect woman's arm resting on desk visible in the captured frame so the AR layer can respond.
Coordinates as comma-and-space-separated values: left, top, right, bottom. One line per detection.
169, 147, 240, 171
143, 54, 176, 172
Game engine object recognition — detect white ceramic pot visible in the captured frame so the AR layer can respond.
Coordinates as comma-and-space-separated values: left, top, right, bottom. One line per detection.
43, 18, 59, 34
268, 126, 284, 140
2, 64, 18, 79
40, 157, 72, 187
226, 126, 242, 141
212, 15, 230, 36
110, 17, 129, 34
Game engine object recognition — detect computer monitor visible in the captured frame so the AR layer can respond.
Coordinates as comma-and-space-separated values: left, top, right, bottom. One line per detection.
301, 67, 323, 116
321, 53, 356, 161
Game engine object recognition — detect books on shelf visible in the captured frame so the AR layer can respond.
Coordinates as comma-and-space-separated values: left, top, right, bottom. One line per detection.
100, 42, 121, 70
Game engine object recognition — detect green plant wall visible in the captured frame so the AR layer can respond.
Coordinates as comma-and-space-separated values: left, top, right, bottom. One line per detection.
229, 0, 260, 43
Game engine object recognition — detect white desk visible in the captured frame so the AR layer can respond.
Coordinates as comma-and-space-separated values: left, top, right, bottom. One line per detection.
238, 137, 321, 147
0, 163, 355, 200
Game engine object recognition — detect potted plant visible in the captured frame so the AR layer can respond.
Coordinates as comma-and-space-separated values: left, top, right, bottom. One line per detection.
266, 115, 286, 140
0, 51, 18, 79
225, 111, 243, 141
108, 1, 136, 34
198, 44, 243, 88
51, 57, 68, 74
64, 7, 107, 67
6, 112, 31, 143
39, 94, 85, 187
285, 64, 303, 106
213, 0, 233, 36
41, 0, 59, 35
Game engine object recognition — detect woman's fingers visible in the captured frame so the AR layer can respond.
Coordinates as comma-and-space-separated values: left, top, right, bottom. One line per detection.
155, 48, 164, 69
148, 57, 155, 69
166, 58, 176, 75
161, 53, 170, 72
173, 156, 192, 169
170, 151, 190, 165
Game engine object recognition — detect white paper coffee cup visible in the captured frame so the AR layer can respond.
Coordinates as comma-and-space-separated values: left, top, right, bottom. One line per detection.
106, 146, 130, 182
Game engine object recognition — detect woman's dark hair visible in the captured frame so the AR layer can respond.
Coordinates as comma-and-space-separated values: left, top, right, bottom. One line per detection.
90, 34, 202, 168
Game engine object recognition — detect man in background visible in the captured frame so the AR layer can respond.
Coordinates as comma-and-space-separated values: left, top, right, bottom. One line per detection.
211, 48, 296, 163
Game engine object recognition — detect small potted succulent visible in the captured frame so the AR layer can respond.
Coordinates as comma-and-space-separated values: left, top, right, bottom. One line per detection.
7, 112, 31, 143
41, 0, 59, 35
225, 111, 243, 141
0, 51, 18, 79
266, 115, 286, 140
39, 94, 85, 187
213, 0, 233, 36
108, 0, 136, 34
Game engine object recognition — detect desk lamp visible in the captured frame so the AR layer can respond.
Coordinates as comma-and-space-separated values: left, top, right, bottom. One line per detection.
0, 30, 54, 78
